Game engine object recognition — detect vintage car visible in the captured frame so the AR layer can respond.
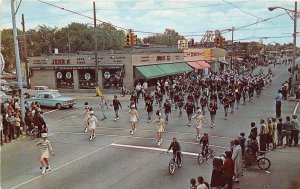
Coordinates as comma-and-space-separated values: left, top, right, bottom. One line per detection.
26, 92, 76, 109
24, 86, 58, 98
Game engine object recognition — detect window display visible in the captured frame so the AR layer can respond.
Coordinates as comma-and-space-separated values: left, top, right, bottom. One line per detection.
79, 69, 96, 89
103, 68, 123, 89
56, 69, 74, 89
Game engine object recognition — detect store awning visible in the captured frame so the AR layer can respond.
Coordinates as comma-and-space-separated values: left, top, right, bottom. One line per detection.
173, 62, 193, 73
219, 60, 229, 65
197, 61, 211, 69
136, 65, 165, 79
187, 61, 203, 69
156, 64, 179, 75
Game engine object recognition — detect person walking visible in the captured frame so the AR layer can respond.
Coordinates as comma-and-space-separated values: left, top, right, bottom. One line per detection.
99, 96, 109, 121
223, 151, 234, 189
282, 116, 292, 147
112, 95, 122, 121
232, 139, 243, 182
163, 99, 172, 124
274, 90, 283, 118
153, 113, 165, 146
87, 111, 99, 141
208, 99, 218, 128
291, 114, 299, 147
145, 99, 153, 123
258, 119, 268, 151
36, 133, 55, 174
178, 93, 184, 116
192, 109, 207, 141
129, 105, 139, 135
83, 102, 90, 133
185, 100, 196, 126
222, 94, 230, 120
228, 91, 235, 114
200, 95, 208, 116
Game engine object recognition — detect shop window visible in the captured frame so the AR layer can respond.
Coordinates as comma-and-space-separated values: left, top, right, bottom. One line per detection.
56, 70, 74, 89
79, 69, 96, 89
103, 68, 123, 89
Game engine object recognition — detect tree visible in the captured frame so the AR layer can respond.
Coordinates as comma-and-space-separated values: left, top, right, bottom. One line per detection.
1, 29, 16, 71
142, 28, 181, 46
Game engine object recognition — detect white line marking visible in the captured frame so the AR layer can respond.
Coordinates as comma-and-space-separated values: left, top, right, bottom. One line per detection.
293, 102, 299, 114
49, 125, 235, 140
52, 131, 228, 149
52, 115, 76, 124
43, 109, 59, 114
11, 141, 116, 189
110, 143, 199, 157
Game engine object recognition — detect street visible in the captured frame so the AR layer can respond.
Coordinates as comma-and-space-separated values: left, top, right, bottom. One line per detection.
1, 65, 300, 189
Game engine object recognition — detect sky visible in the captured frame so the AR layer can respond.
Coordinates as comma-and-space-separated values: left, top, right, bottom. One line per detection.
0, 0, 299, 46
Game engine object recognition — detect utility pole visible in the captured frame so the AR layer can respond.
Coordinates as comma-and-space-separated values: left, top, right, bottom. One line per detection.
21, 14, 30, 89
291, 1, 297, 96
11, 0, 25, 127
93, 1, 99, 87
230, 27, 234, 70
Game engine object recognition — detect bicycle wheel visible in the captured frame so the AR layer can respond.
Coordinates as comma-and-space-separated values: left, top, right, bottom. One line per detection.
30, 129, 37, 140
168, 160, 175, 175
257, 157, 271, 170
198, 154, 203, 164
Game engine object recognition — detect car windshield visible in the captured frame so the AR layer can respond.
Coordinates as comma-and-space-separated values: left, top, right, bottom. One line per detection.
51, 92, 62, 98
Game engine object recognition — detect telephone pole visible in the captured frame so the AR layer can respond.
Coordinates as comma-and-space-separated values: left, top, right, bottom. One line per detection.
230, 27, 234, 70
93, 1, 99, 87
21, 14, 30, 89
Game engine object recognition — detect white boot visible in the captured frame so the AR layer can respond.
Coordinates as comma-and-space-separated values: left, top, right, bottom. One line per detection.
41, 167, 46, 175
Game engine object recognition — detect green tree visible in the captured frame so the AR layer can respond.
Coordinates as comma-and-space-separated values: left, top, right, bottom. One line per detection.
142, 28, 181, 46
1, 29, 15, 71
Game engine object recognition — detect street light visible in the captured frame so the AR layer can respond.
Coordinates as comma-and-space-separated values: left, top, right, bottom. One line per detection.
268, 2, 298, 97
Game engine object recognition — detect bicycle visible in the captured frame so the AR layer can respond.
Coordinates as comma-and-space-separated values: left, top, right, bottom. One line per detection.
198, 146, 214, 164
243, 151, 271, 170
30, 126, 39, 140
168, 151, 183, 175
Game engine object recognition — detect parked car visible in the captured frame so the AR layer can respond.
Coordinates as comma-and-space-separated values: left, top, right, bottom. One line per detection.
0, 84, 13, 95
26, 92, 76, 109
9, 80, 28, 89
24, 86, 58, 98
0, 91, 12, 113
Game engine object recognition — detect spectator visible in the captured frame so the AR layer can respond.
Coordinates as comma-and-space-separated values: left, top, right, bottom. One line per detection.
190, 178, 197, 189
15, 114, 21, 138
276, 118, 283, 147
248, 122, 257, 140
197, 176, 208, 189
232, 139, 243, 182
258, 119, 268, 151
2, 113, 10, 143
210, 158, 225, 189
238, 132, 246, 157
282, 116, 292, 147
223, 151, 234, 189
291, 114, 299, 147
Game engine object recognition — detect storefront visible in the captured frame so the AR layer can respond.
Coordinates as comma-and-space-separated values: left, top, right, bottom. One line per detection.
55, 69, 74, 89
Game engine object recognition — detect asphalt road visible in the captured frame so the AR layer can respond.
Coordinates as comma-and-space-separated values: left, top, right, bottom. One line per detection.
1, 65, 300, 189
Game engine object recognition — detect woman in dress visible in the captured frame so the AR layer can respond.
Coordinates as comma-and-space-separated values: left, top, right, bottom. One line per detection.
36, 133, 55, 174
192, 109, 207, 141
153, 113, 165, 146
83, 102, 90, 133
88, 111, 99, 141
129, 105, 139, 135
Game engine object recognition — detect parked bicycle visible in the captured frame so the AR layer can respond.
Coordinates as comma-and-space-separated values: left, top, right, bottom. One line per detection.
243, 150, 271, 170
168, 151, 183, 175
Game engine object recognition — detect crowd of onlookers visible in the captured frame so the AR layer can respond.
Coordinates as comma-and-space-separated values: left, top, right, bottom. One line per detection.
1, 96, 47, 145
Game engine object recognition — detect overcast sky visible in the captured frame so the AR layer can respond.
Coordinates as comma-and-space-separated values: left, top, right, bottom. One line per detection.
1, 0, 299, 45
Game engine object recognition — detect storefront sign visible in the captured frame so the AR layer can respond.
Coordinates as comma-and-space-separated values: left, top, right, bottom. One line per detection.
104, 71, 111, 79
66, 72, 72, 79
56, 72, 62, 79
84, 73, 91, 80
33, 59, 48, 65
52, 59, 70, 65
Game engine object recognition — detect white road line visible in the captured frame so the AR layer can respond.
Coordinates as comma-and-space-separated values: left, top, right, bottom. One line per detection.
43, 109, 59, 115
111, 143, 199, 157
293, 102, 299, 114
52, 131, 228, 149
50, 125, 235, 140
11, 141, 117, 189
52, 115, 77, 124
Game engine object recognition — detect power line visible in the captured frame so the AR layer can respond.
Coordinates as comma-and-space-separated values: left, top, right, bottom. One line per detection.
221, 0, 262, 20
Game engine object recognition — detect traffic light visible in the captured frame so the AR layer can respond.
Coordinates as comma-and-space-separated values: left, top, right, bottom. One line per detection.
215, 37, 220, 47
126, 34, 131, 46
131, 34, 137, 46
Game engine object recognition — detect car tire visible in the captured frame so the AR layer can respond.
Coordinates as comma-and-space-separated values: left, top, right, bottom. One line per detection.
56, 103, 62, 110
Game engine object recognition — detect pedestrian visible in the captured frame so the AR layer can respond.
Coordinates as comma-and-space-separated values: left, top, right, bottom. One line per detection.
88, 111, 99, 141
15, 113, 21, 138
129, 105, 139, 135
192, 109, 207, 141
36, 133, 55, 175
274, 90, 283, 118
210, 157, 225, 189
2, 113, 10, 143
267, 118, 276, 150
281, 116, 292, 147
223, 151, 234, 189
276, 118, 283, 147
197, 176, 208, 189
83, 102, 90, 133
290, 114, 299, 147
184, 100, 196, 126
112, 95, 122, 121
200, 95, 208, 116
235, 89, 241, 109
153, 113, 165, 146
232, 139, 243, 182
145, 99, 153, 123
208, 99, 218, 128
248, 122, 258, 141
7, 111, 15, 141
228, 91, 235, 114
258, 119, 268, 151
99, 96, 109, 121
178, 93, 184, 116
238, 132, 246, 157
163, 99, 172, 124
190, 178, 197, 189
222, 94, 230, 120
